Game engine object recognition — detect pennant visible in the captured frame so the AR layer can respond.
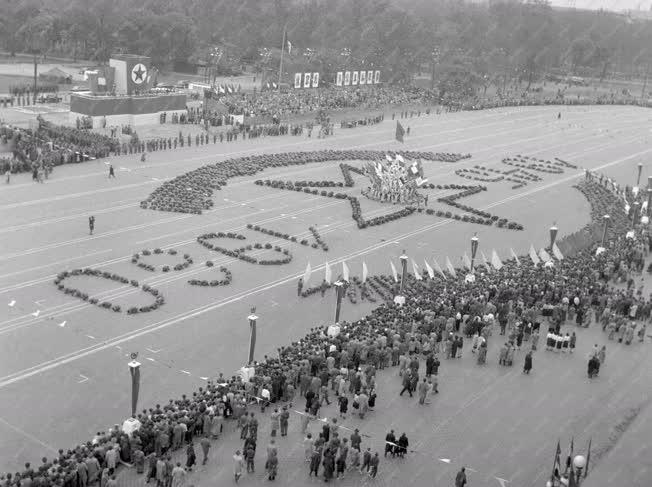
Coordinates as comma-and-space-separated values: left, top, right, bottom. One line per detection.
395, 121, 405, 143
510, 248, 521, 266
551, 440, 562, 482
303, 262, 312, 287
481, 251, 491, 272
551, 243, 564, 260
424, 259, 435, 279
342, 261, 350, 282
390, 261, 398, 282
362, 261, 369, 283
463, 252, 472, 270
529, 245, 540, 265
411, 259, 423, 280
539, 248, 552, 263
584, 438, 591, 478
432, 258, 446, 278
324, 261, 332, 285
445, 257, 457, 277
491, 249, 503, 270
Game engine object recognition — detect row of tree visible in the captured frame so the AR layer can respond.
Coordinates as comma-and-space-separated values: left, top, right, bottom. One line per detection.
1, 0, 651, 85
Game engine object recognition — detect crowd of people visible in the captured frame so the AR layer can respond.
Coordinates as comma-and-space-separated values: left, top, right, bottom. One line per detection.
1, 172, 650, 486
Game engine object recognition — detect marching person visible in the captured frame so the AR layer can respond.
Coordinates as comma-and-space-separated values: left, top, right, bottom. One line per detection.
108, 164, 115, 178
88, 216, 95, 235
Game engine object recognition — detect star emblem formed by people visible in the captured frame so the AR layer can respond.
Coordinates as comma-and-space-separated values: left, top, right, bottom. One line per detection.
131, 63, 147, 84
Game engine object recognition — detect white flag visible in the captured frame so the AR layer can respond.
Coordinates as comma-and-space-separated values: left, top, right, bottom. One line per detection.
552, 243, 564, 261
411, 259, 423, 280
362, 262, 369, 283
481, 251, 491, 272
303, 262, 312, 286
390, 261, 398, 282
445, 257, 457, 277
463, 253, 472, 270
342, 261, 350, 282
510, 248, 521, 266
529, 245, 540, 265
424, 259, 435, 279
491, 249, 503, 270
324, 261, 332, 284
432, 258, 446, 278
539, 248, 552, 263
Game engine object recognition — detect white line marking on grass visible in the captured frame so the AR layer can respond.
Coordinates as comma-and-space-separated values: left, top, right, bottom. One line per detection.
77, 374, 89, 384
146, 348, 161, 354
85, 335, 95, 340
30, 310, 40, 317
8, 300, 15, 307
0, 416, 58, 453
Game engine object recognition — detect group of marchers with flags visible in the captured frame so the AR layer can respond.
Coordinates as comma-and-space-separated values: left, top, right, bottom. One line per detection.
300, 242, 565, 290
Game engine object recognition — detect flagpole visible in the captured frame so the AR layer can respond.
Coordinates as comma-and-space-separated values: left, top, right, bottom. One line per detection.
247, 308, 258, 365
399, 251, 408, 294
278, 22, 288, 90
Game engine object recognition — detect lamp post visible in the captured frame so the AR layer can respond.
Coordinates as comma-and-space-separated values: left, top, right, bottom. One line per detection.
470, 234, 479, 272
601, 214, 610, 246
247, 307, 258, 365
549, 223, 558, 249
399, 251, 409, 294
333, 281, 344, 323
573, 455, 586, 485
637, 162, 643, 187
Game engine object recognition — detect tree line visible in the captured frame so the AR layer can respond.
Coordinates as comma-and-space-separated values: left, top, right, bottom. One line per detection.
1, 0, 651, 85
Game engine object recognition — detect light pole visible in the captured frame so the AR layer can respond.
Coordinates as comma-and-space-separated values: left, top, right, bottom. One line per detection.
549, 223, 558, 249
333, 280, 344, 323
247, 307, 258, 365
573, 455, 586, 485
470, 234, 479, 273
601, 214, 610, 245
637, 162, 643, 187
399, 251, 409, 294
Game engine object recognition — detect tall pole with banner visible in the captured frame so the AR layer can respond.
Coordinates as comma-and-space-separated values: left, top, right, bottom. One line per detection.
247, 308, 258, 365
647, 188, 652, 217
334, 281, 344, 323
549, 223, 558, 249
278, 22, 288, 90
637, 162, 643, 187
470, 233, 479, 272
601, 215, 610, 246
128, 354, 141, 418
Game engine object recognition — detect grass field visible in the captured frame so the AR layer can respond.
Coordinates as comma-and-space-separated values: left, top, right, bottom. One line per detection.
1, 105, 652, 485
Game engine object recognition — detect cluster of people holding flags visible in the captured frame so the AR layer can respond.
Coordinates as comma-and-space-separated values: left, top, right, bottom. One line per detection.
3, 171, 650, 486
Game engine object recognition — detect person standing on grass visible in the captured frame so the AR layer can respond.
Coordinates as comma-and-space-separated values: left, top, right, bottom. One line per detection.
455, 467, 467, 487
108, 164, 115, 178
88, 216, 95, 235
523, 351, 533, 374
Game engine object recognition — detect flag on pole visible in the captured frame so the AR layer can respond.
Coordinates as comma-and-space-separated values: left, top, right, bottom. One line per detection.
566, 437, 574, 473
303, 262, 312, 287
481, 251, 489, 270
342, 261, 350, 282
584, 438, 591, 478
411, 259, 423, 280
552, 242, 564, 260
324, 261, 332, 284
539, 248, 552, 263
432, 258, 446, 278
445, 257, 456, 277
390, 261, 398, 282
395, 121, 405, 143
551, 440, 562, 482
510, 248, 521, 266
424, 259, 435, 279
529, 245, 540, 265
362, 261, 368, 283
287, 39, 293, 55
491, 249, 503, 270
463, 253, 472, 270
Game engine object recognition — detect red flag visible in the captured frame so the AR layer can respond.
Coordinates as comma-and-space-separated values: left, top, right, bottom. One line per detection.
395, 121, 405, 143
